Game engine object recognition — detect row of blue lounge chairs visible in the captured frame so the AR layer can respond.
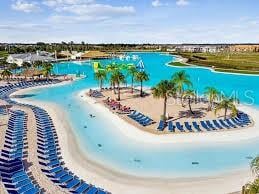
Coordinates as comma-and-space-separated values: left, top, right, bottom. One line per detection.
0, 110, 42, 194
128, 111, 153, 127
157, 113, 251, 132
0, 81, 110, 194
33, 107, 108, 194
0, 80, 60, 100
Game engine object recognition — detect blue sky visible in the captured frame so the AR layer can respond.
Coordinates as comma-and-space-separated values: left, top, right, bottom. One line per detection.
1, 0, 259, 43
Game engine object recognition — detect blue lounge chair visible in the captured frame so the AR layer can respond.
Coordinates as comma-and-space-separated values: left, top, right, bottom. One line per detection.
226, 119, 237, 128
17, 183, 35, 193
212, 120, 223, 129
141, 118, 152, 126
58, 174, 73, 184
176, 122, 184, 132
200, 121, 210, 131
168, 121, 175, 132
231, 118, 245, 127
87, 187, 98, 194
184, 122, 193, 132
205, 121, 216, 130
219, 119, 230, 129
97, 190, 107, 194
192, 122, 202, 132
157, 120, 165, 131
73, 182, 90, 193
65, 178, 80, 189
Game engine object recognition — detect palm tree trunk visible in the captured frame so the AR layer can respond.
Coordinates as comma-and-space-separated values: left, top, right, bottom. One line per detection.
118, 83, 120, 101
100, 80, 103, 91
131, 76, 134, 93
208, 100, 212, 111
180, 89, 184, 107
113, 83, 116, 94
224, 107, 227, 120
140, 81, 143, 97
163, 97, 167, 121
189, 97, 194, 114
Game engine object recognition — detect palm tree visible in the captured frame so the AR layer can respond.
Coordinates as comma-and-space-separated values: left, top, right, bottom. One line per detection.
182, 89, 196, 114
22, 62, 31, 70
204, 87, 220, 111
106, 63, 118, 92
94, 70, 107, 91
214, 96, 238, 120
110, 70, 125, 101
242, 157, 259, 194
243, 179, 259, 194
135, 71, 149, 97
1, 69, 12, 82
251, 156, 259, 175
172, 71, 192, 106
33, 61, 43, 69
152, 80, 176, 121
9, 63, 18, 74
127, 66, 137, 93
106, 63, 118, 73
42, 62, 53, 81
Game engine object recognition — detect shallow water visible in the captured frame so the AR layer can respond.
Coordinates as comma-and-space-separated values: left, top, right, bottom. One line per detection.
20, 52, 259, 178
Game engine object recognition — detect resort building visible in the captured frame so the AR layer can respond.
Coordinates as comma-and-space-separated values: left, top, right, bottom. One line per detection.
7, 51, 55, 66
229, 44, 259, 52
175, 45, 226, 53
57, 50, 72, 59
81, 51, 110, 59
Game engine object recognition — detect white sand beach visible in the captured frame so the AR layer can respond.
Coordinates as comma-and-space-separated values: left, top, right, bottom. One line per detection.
9, 86, 258, 194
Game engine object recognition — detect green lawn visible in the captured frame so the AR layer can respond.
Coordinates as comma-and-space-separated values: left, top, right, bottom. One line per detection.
168, 61, 189, 67
214, 68, 259, 75
173, 52, 259, 73
0, 51, 8, 58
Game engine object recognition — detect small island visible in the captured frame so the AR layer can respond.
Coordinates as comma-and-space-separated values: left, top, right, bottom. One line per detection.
88, 63, 252, 135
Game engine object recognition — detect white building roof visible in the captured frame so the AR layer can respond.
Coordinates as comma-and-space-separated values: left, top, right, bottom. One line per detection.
9, 53, 55, 63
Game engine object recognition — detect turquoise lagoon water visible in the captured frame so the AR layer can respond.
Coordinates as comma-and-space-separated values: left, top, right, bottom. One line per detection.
20, 52, 259, 178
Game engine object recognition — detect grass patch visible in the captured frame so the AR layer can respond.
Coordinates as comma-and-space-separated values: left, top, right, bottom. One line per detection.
0, 51, 8, 58
169, 61, 189, 67
173, 52, 259, 73
214, 68, 259, 75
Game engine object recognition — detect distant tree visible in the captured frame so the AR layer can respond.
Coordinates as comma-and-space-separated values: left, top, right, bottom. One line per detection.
42, 62, 53, 81
9, 63, 18, 74
33, 61, 43, 69
1, 69, 12, 82
22, 62, 31, 70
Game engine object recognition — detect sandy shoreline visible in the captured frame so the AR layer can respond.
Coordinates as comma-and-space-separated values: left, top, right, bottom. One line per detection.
9, 86, 258, 194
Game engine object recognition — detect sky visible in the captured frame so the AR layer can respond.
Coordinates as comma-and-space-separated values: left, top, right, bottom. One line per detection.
0, 0, 259, 44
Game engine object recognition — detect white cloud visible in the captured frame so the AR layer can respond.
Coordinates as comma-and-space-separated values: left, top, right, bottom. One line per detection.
43, 0, 135, 23
42, 0, 94, 7
176, 0, 189, 6
152, 0, 168, 7
55, 4, 135, 16
11, 0, 40, 13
